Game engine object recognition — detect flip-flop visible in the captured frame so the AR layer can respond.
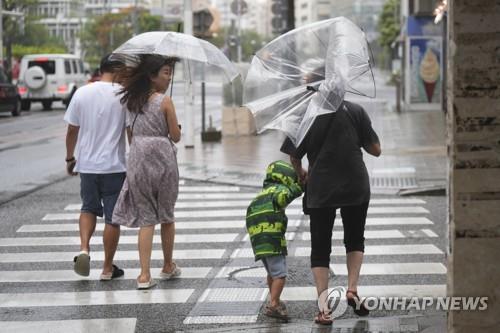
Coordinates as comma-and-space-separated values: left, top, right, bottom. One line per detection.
137, 278, 157, 290
73, 252, 90, 277
159, 262, 181, 280
100, 265, 125, 281
346, 290, 370, 316
314, 311, 333, 325
264, 302, 289, 320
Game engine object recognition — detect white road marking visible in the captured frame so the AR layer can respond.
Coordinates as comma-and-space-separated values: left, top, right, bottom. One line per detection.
0, 233, 238, 247
0, 267, 212, 282
0, 289, 194, 307
0, 249, 225, 263
0, 318, 137, 333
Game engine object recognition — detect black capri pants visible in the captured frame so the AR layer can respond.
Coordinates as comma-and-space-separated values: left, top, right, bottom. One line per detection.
309, 202, 369, 268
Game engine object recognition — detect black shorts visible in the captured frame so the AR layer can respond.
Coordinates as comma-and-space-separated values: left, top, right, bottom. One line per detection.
308, 202, 369, 268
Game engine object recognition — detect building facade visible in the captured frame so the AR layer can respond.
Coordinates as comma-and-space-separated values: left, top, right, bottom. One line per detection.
295, 0, 331, 27
27, 0, 86, 55
27, 0, 151, 56
211, 0, 271, 37
85, 0, 150, 16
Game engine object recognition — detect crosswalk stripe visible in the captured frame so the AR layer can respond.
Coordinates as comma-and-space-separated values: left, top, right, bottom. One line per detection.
195, 284, 446, 302
17, 217, 434, 233
183, 316, 257, 324
242, 229, 437, 242
0, 233, 239, 247
64, 198, 427, 211
0, 249, 226, 263
231, 244, 443, 258
330, 262, 447, 275
176, 186, 240, 192
0, 267, 212, 283
0, 289, 195, 307
294, 244, 443, 256
3, 228, 438, 247
0, 318, 137, 333
216, 262, 446, 278
281, 285, 446, 300
44, 206, 429, 220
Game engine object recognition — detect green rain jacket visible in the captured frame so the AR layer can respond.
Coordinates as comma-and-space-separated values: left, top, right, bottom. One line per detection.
246, 160, 303, 261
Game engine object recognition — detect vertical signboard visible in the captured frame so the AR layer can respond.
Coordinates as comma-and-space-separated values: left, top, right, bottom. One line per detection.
404, 16, 443, 111
408, 36, 442, 104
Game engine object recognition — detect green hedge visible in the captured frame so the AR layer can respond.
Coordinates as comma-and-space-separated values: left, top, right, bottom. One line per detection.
12, 44, 68, 59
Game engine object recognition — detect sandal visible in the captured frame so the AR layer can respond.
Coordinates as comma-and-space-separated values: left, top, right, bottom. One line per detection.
264, 302, 289, 320
346, 289, 369, 316
137, 278, 157, 290
159, 262, 181, 280
100, 265, 125, 281
73, 252, 90, 277
314, 311, 333, 325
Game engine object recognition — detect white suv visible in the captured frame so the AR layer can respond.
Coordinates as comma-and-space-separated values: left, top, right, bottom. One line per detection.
18, 54, 87, 111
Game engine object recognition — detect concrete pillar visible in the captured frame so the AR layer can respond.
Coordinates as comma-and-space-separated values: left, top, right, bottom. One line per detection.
447, 1, 500, 332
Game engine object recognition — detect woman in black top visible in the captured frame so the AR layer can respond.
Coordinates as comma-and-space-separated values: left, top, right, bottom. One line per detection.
281, 100, 381, 324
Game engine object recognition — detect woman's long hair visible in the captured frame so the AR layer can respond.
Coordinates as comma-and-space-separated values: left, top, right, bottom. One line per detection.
117, 54, 177, 113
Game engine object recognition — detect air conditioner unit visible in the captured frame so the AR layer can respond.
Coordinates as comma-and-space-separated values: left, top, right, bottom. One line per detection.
413, 0, 435, 15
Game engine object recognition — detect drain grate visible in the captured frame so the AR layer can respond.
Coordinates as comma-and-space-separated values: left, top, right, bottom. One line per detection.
370, 176, 417, 189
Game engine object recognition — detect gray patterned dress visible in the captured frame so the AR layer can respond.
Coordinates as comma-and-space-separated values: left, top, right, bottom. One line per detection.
112, 94, 179, 227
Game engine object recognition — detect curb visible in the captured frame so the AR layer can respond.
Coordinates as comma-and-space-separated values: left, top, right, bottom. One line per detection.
398, 185, 446, 196
0, 174, 70, 207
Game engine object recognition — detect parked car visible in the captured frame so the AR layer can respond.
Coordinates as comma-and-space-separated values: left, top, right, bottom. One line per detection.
0, 67, 21, 117
17, 54, 87, 111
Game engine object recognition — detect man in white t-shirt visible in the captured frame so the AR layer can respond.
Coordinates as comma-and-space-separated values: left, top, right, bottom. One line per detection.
64, 54, 128, 280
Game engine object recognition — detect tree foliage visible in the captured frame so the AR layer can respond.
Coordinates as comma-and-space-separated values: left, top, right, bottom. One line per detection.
80, 10, 171, 67
378, 0, 400, 49
12, 44, 66, 58
2, 0, 64, 48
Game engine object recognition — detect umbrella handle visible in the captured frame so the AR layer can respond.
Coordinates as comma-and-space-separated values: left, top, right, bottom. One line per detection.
170, 64, 175, 98
169, 23, 183, 98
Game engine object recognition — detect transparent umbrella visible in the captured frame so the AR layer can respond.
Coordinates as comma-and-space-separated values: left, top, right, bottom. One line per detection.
111, 31, 240, 83
243, 17, 375, 147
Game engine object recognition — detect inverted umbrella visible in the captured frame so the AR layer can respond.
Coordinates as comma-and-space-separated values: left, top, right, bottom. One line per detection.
243, 17, 375, 147
111, 31, 240, 83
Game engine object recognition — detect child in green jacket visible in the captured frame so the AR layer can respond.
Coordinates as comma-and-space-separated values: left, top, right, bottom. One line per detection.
246, 160, 303, 319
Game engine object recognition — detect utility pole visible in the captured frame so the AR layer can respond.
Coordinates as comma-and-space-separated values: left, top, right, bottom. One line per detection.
0, 2, 3, 66
183, 0, 195, 148
0, 7, 24, 68
132, 0, 139, 36
161, 0, 165, 30
236, 0, 242, 62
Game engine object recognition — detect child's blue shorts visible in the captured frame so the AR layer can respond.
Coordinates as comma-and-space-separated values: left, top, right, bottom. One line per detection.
262, 254, 287, 278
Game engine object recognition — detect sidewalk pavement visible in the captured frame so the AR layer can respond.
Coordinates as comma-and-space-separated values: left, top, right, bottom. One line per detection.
177, 70, 447, 195
186, 313, 446, 332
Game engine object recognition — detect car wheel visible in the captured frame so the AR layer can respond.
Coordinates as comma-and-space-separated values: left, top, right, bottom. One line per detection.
21, 100, 31, 111
11, 99, 21, 117
42, 101, 52, 110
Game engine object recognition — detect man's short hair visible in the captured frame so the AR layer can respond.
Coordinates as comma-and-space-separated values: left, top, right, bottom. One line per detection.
100, 54, 123, 74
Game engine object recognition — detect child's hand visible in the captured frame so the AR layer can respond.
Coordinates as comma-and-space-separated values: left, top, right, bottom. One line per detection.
298, 168, 308, 185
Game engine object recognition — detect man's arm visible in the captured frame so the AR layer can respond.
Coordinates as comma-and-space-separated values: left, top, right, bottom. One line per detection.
65, 124, 79, 176
364, 142, 381, 157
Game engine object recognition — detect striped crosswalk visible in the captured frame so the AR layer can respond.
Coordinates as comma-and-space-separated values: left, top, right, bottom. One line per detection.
0, 181, 446, 330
